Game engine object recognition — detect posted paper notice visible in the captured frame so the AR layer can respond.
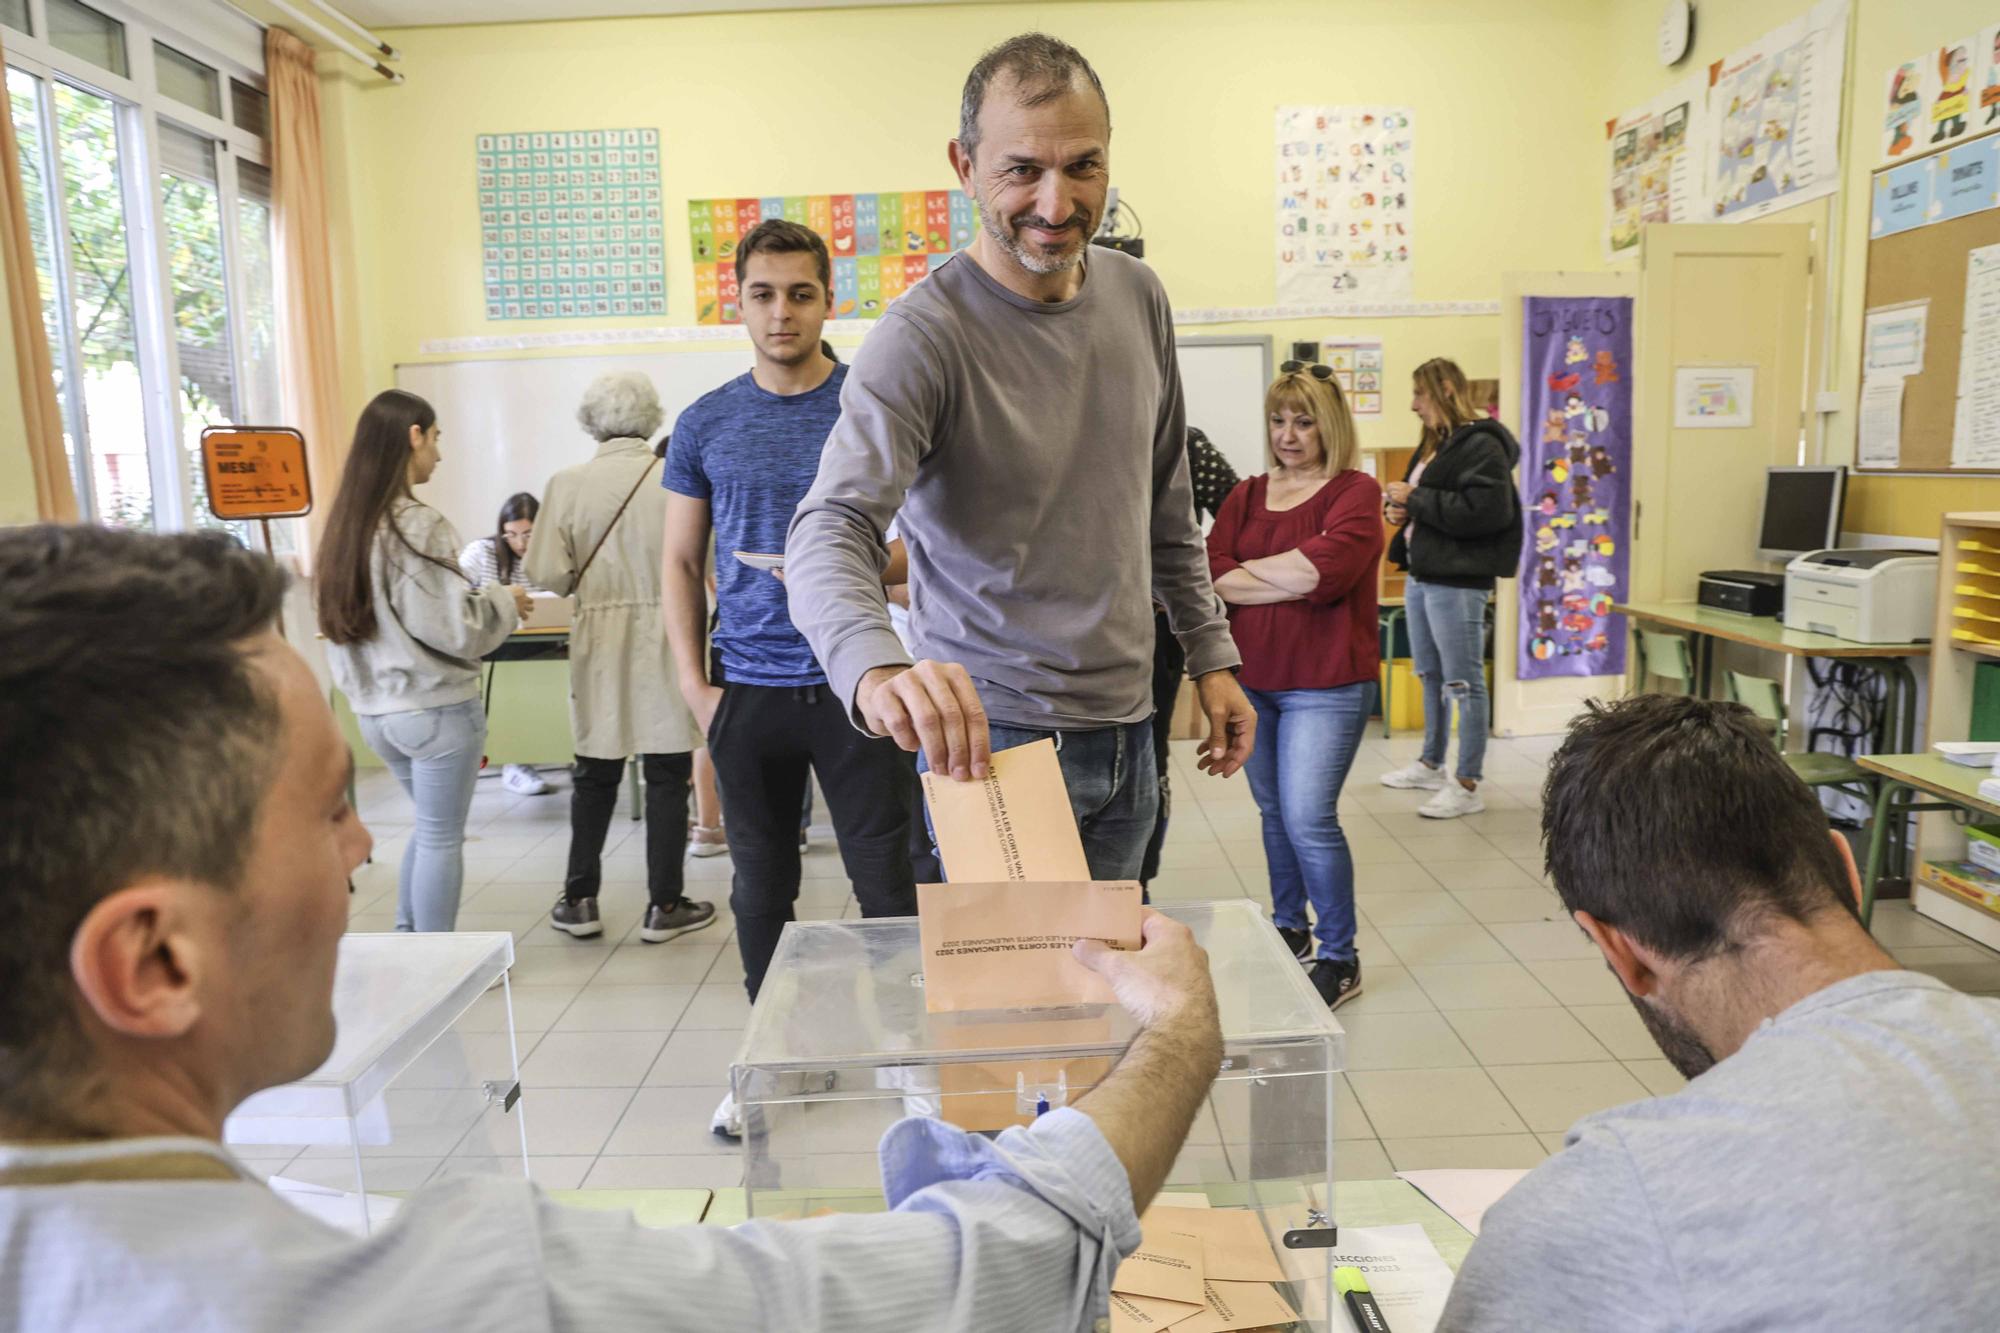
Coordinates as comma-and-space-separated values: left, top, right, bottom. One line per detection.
1954, 242, 2000, 468
1858, 377, 1907, 469
1862, 301, 1927, 377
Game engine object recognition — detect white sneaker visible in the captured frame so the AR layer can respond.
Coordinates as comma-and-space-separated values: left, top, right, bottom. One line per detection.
503, 763, 550, 796
711, 1090, 743, 1140
1381, 760, 1446, 791
1418, 783, 1485, 819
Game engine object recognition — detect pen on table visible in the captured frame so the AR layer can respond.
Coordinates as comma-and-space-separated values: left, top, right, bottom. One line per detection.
1336, 1266, 1393, 1333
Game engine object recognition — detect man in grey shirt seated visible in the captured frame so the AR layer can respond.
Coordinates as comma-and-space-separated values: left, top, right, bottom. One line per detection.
784, 33, 1254, 879
1439, 694, 2000, 1331
0, 525, 1226, 1332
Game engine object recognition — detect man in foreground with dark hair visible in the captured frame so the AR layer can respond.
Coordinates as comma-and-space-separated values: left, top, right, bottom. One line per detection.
1439, 694, 2000, 1331
0, 524, 1225, 1331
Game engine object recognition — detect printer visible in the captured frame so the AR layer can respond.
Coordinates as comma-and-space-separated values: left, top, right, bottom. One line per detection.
1783, 548, 1937, 644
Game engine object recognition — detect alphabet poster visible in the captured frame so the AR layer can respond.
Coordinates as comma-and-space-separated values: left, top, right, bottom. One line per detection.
1882, 24, 2000, 165
688, 190, 975, 325
1275, 106, 1414, 307
1518, 296, 1633, 681
1705, 0, 1848, 222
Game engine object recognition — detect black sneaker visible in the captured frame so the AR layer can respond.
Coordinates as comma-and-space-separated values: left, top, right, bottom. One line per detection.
549, 895, 602, 939
640, 898, 717, 944
1306, 957, 1363, 1011
1277, 926, 1314, 963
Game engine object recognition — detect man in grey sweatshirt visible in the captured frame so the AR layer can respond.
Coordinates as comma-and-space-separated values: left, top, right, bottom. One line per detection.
784, 33, 1253, 880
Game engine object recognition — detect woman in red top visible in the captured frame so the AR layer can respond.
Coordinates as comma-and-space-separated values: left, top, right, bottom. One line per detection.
1207, 364, 1384, 1010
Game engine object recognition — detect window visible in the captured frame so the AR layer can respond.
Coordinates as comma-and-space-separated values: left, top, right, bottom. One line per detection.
154, 43, 220, 119
6, 7, 280, 537
0, 0, 29, 38
46, 0, 125, 78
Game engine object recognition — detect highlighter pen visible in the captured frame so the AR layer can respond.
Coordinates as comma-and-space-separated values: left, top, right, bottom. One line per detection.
1336, 1266, 1393, 1333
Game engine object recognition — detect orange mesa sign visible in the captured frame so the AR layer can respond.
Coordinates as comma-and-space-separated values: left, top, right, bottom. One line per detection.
199, 427, 313, 520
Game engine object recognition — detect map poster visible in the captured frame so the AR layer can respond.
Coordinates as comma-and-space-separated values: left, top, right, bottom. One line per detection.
1275, 106, 1415, 307
1518, 296, 1633, 682
689, 189, 975, 325
1706, 0, 1848, 223
1606, 76, 1706, 259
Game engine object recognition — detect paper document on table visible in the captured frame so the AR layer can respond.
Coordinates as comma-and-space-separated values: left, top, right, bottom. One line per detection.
1856, 377, 1905, 470
1394, 1167, 1530, 1236
921, 738, 1090, 881
917, 880, 1140, 1012
1322, 1224, 1457, 1333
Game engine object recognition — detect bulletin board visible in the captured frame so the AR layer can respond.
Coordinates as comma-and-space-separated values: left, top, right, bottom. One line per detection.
1861, 204, 2000, 472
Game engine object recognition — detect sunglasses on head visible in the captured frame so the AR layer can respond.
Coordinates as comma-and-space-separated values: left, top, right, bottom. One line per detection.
1280, 360, 1336, 381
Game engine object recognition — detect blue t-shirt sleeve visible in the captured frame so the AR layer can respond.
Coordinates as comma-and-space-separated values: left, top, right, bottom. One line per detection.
664, 409, 709, 500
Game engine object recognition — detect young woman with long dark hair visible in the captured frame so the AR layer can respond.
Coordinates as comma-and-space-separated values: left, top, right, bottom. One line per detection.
316, 389, 528, 930
459, 491, 553, 796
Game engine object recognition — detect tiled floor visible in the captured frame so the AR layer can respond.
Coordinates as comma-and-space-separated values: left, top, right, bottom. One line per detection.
290, 732, 2000, 1189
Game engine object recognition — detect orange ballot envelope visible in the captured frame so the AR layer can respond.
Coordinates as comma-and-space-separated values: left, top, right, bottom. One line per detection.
917, 880, 1140, 1012
1111, 1227, 1207, 1306
920, 738, 1091, 881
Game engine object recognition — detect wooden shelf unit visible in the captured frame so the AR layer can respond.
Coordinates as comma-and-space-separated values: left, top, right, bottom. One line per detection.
1920, 514, 2000, 947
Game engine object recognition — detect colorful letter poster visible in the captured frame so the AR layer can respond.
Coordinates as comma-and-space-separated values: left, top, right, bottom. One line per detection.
689, 189, 975, 325
477, 128, 666, 321
1705, 0, 1848, 222
1518, 296, 1634, 681
1883, 24, 2000, 165
1274, 106, 1415, 307
1605, 77, 1706, 259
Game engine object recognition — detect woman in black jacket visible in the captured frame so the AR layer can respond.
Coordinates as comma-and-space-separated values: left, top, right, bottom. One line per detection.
1380, 358, 1523, 819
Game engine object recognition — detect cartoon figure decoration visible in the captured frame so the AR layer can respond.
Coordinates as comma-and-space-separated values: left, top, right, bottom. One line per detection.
1935, 44, 1972, 144
1519, 295, 1631, 681
1985, 32, 2000, 127
1887, 62, 1922, 158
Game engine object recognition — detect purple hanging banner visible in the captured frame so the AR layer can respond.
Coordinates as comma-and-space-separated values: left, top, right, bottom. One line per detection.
1518, 295, 1633, 680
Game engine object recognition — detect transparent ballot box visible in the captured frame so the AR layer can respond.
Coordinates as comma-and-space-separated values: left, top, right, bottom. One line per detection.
733, 898, 1346, 1328
225, 932, 527, 1233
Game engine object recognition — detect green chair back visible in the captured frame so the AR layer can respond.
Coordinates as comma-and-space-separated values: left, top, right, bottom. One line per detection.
1726, 670, 1787, 726
1637, 630, 1694, 691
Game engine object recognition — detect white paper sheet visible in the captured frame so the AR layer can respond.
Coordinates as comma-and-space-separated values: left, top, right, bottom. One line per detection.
1862, 302, 1928, 377
1393, 1168, 1531, 1237
1857, 376, 1907, 469
1953, 242, 2000, 468
1323, 1223, 1458, 1333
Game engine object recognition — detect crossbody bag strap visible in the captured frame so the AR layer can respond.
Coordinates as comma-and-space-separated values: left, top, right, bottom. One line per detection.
573, 456, 660, 591
0, 1150, 242, 1188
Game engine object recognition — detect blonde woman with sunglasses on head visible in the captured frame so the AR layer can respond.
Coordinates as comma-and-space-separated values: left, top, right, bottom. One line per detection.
1206, 362, 1383, 1010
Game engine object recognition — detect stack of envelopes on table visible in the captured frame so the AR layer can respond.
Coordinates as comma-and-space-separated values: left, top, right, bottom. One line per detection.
1107, 1195, 1300, 1332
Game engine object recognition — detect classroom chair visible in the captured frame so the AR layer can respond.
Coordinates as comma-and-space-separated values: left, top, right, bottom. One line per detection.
1634, 629, 1696, 695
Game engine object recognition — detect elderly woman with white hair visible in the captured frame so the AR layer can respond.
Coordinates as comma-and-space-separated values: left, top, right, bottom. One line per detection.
526, 372, 716, 944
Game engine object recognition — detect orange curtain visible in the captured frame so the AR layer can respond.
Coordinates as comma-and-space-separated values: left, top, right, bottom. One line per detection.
0, 35, 79, 523
266, 26, 344, 550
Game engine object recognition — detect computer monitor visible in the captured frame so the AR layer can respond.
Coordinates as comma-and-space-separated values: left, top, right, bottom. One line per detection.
1756, 466, 1846, 562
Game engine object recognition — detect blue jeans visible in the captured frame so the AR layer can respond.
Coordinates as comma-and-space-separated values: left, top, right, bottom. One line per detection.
921, 720, 1159, 881
1243, 684, 1372, 962
357, 698, 486, 932
1406, 577, 1490, 783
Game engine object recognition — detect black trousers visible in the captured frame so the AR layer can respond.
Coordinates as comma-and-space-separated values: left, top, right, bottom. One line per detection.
1139, 609, 1187, 887
708, 682, 918, 1001
565, 751, 692, 909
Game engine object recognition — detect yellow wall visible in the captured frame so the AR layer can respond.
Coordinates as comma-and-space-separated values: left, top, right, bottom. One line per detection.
1600, 0, 2000, 537
320, 0, 1611, 452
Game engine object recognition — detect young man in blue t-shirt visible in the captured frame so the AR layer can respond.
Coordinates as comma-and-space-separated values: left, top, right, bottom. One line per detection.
661, 221, 918, 1132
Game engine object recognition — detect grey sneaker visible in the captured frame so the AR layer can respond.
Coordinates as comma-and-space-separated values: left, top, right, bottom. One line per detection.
549, 895, 602, 939
640, 898, 717, 944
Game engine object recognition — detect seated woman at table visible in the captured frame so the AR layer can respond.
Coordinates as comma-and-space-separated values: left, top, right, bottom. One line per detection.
527, 372, 715, 946
1207, 363, 1383, 1011
458, 491, 554, 796
316, 389, 528, 932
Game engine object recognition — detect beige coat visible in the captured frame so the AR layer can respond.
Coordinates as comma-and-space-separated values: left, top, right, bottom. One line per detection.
526, 436, 698, 759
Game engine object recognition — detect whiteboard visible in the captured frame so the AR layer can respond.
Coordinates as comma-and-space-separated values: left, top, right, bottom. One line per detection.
397, 333, 1273, 537
1177, 335, 1274, 484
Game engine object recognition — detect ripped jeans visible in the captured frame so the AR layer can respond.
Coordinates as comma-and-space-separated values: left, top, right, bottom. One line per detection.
1406, 577, 1490, 783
